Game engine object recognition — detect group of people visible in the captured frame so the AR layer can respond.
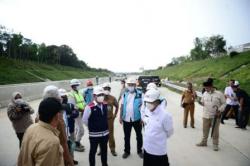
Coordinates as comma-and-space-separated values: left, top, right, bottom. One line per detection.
7, 76, 249, 165
7, 78, 174, 166
181, 78, 249, 151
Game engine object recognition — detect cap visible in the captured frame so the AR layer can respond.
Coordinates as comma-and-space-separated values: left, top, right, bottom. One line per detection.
233, 80, 240, 87
127, 78, 136, 84
146, 82, 157, 90
86, 80, 93, 86
43, 85, 60, 99
93, 86, 105, 95
58, 88, 67, 96
203, 80, 213, 87
70, 79, 81, 86
102, 83, 111, 88
144, 89, 161, 102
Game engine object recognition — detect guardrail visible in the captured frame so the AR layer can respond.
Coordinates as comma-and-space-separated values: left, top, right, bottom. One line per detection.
163, 81, 202, 97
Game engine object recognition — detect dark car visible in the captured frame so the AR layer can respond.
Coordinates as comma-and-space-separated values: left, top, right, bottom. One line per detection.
138, 75, 161, 92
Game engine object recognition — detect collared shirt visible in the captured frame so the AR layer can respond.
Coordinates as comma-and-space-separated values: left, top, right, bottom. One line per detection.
143, 105, 174, 156
82, 101, 103, 126
121, 92, 135, 122
201, 90, 226, 119
182, 89, 196, 104
224, 86, 238, 105
18, 121, 64, 166
105, 95, 119, 119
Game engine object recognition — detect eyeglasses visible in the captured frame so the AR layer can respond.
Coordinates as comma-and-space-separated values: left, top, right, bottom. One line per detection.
96, 94, 105, 97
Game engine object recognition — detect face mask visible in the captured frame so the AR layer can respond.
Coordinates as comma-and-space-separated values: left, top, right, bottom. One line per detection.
73, 86, 79, 91
97, 96, 104, 103
146, 103, 155, 111
88, 86, 93, 90
128, 86, 135, 93
104, 90, 110, 95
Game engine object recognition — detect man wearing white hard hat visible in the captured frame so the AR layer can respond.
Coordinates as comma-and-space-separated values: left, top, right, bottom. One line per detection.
141, 83, 167, 119
82, 87, 109, 166
232, 81, 250, 130
120, 78, 143, 159
68, 79, 86, 152
142, 89, 173, 166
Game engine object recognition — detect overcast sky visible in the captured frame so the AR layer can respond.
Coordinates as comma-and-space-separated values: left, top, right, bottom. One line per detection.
0, 0, 249, 72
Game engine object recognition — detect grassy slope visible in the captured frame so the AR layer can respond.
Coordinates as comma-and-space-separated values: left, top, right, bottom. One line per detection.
151, 51, 250, 93
0, 57, 110, 85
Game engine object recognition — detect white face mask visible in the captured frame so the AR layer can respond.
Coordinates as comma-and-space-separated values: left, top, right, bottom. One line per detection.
97, 96, 104, 103
88, 86, 93, 90
146, 103, 155, 111
104, 90, 110, 95
128, 86, 135, 93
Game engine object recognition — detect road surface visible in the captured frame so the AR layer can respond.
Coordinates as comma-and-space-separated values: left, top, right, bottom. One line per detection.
0, 81, 250, 166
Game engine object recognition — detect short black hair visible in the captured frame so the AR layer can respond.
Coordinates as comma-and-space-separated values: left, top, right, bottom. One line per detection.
38, 97, 62, 123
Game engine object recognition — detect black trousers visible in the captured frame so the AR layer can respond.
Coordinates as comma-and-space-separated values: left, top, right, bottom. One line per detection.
221, 104, 239, 125
16, 132, 24, 148
123, 120, 142, 154
89, 135, 109, 166
238, 107, 250, 128
143, 150, 169, 166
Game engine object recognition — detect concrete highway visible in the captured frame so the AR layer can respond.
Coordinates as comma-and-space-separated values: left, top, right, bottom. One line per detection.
0, 81, 250, 166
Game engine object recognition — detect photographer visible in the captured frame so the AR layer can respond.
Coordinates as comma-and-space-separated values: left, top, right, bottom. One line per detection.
7, 92, 34, 148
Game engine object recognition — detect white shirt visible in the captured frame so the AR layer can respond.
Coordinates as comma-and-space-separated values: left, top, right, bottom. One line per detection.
201, 90, 226, 119
143, 105, 174, 155
224, 86, 238, 105
121, 92, 135, 122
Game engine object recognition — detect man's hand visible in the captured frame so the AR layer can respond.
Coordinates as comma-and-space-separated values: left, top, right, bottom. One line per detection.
216, 111, 221, 117
119, 118, 123, 124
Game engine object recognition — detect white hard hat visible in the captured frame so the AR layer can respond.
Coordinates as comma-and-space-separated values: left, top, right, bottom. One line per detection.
102, 83, 111, 88
144, 89, 161, 102
43, 85, 60, 99
233, 81, 240, 87
146, 82, 157, 90
127, 78, 136, 84
58, 88, 67, 96
70, 79, 81, 86
93, 86, 105, 95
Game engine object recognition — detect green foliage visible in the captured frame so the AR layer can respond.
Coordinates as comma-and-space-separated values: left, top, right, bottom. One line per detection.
204, 35, 226, 57
0, 57, 110, 85
151, 51, 250, 93
0, 25, 109, 73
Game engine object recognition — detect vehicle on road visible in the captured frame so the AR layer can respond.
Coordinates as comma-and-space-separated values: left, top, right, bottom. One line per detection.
138, 75, 161, 92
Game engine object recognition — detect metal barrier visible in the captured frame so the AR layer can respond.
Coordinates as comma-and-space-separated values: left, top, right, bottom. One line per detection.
163, 81, 202, 97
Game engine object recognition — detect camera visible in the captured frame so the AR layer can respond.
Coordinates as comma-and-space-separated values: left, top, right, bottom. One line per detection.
15, 99, 30, 112
20, 104, 30, 112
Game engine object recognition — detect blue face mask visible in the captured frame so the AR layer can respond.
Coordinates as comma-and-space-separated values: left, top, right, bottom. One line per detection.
128, 86, 135, 93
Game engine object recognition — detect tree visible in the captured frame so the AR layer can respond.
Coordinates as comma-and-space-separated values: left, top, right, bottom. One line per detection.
204, 35, 226, 57
190, 37, 210, 60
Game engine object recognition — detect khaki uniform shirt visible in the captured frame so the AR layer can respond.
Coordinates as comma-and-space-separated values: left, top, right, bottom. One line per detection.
105, 95, 118, 119
201, 90, 226, 119
18, 121, 64, 166
182, 90, 196, 104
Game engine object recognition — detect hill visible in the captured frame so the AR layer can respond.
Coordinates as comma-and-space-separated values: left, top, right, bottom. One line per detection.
150, 51, 250, 93
0, 56, 111, 85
